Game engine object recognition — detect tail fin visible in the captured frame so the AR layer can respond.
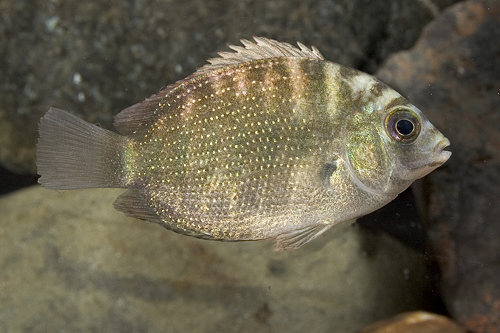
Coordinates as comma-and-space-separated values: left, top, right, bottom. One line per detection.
37, 107, 127, 190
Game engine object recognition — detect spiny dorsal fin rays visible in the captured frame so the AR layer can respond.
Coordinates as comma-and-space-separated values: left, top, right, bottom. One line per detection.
196, 36, 324, 75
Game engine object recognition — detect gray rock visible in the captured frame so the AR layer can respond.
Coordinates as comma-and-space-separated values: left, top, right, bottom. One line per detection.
0, 187, 431, 332
0, 0, 461, 174
376, 0, 500, 331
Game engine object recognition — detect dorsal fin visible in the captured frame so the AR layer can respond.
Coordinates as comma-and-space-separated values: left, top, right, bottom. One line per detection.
113, 94, 164, 136
196, 36, 324, 75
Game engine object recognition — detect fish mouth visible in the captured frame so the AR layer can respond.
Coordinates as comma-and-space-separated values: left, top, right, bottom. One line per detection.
434, 137, 452, 165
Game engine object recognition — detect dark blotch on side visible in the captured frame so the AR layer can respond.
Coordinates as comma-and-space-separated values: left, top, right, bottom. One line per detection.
320, 161, 337, 186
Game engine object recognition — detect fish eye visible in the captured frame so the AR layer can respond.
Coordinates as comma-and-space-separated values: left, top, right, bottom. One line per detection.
385, 109, 421, 143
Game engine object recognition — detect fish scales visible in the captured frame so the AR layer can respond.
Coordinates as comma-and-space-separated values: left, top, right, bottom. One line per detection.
37, 37, 451, 251
130, 58, 341, 240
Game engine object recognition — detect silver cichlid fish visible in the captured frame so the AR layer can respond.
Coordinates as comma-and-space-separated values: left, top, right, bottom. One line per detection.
37, 37, 451, 251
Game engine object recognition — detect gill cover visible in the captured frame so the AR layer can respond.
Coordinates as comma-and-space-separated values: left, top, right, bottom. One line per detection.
346, 126, 392, 195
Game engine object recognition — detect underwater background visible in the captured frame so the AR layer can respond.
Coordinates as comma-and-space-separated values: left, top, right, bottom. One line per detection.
1, 0, 499, 332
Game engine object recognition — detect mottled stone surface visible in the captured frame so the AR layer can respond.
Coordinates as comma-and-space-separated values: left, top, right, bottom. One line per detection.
357, 311, 466, 333
0, 187, 432, 333
0, 0, 460, 174
377, 1, 500, 332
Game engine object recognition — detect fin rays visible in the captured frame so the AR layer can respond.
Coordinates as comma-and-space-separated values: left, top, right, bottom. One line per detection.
274, 223, 333, 251
37, 108, 126, 190
197, 36, 324, 74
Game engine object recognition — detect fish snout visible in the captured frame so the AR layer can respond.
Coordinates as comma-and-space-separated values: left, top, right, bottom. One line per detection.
433, 137, 451, 165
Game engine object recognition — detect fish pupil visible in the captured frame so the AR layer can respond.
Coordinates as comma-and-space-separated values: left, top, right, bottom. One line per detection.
396, 119, 414, 136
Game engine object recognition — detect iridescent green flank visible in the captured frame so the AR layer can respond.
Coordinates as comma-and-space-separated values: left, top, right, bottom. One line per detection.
126, 57, 344, 240
37, 37, 451, 251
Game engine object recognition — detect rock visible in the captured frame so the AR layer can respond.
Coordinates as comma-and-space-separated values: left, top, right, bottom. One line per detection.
0, 0, 460, 174
0, 186, 432, 332
357, 311, 466, 333
376, 1, 500, 332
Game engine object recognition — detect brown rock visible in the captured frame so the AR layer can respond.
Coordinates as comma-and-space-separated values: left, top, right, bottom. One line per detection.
357, 311, 466, 333
376, 1, 500, 332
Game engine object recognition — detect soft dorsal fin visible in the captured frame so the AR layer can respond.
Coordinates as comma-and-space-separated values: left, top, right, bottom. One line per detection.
196, 36, 325, 75
113, 94, 165, 136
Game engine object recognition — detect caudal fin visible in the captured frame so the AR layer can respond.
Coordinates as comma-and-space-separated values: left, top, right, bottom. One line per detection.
37, 107, 127, 190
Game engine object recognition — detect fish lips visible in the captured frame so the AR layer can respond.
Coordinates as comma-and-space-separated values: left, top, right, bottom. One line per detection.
434, 137, 452, 165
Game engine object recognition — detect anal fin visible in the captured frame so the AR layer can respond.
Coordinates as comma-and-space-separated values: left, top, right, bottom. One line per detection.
113, 190, 163, 225
113, 189, 214, 240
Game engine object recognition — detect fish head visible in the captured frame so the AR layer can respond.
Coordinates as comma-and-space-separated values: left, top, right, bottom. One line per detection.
345, 97, 451, 196
381, 104, 451, 182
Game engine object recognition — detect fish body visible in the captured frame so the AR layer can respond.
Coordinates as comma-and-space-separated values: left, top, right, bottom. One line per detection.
37, 37, 451, 251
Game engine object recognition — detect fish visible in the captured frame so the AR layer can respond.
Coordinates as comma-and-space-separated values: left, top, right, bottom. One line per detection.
37, 36, 451, 251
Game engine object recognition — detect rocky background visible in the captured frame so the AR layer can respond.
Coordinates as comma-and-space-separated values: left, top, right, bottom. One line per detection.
1, 0, 498, 332
377, 1, 500, 332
